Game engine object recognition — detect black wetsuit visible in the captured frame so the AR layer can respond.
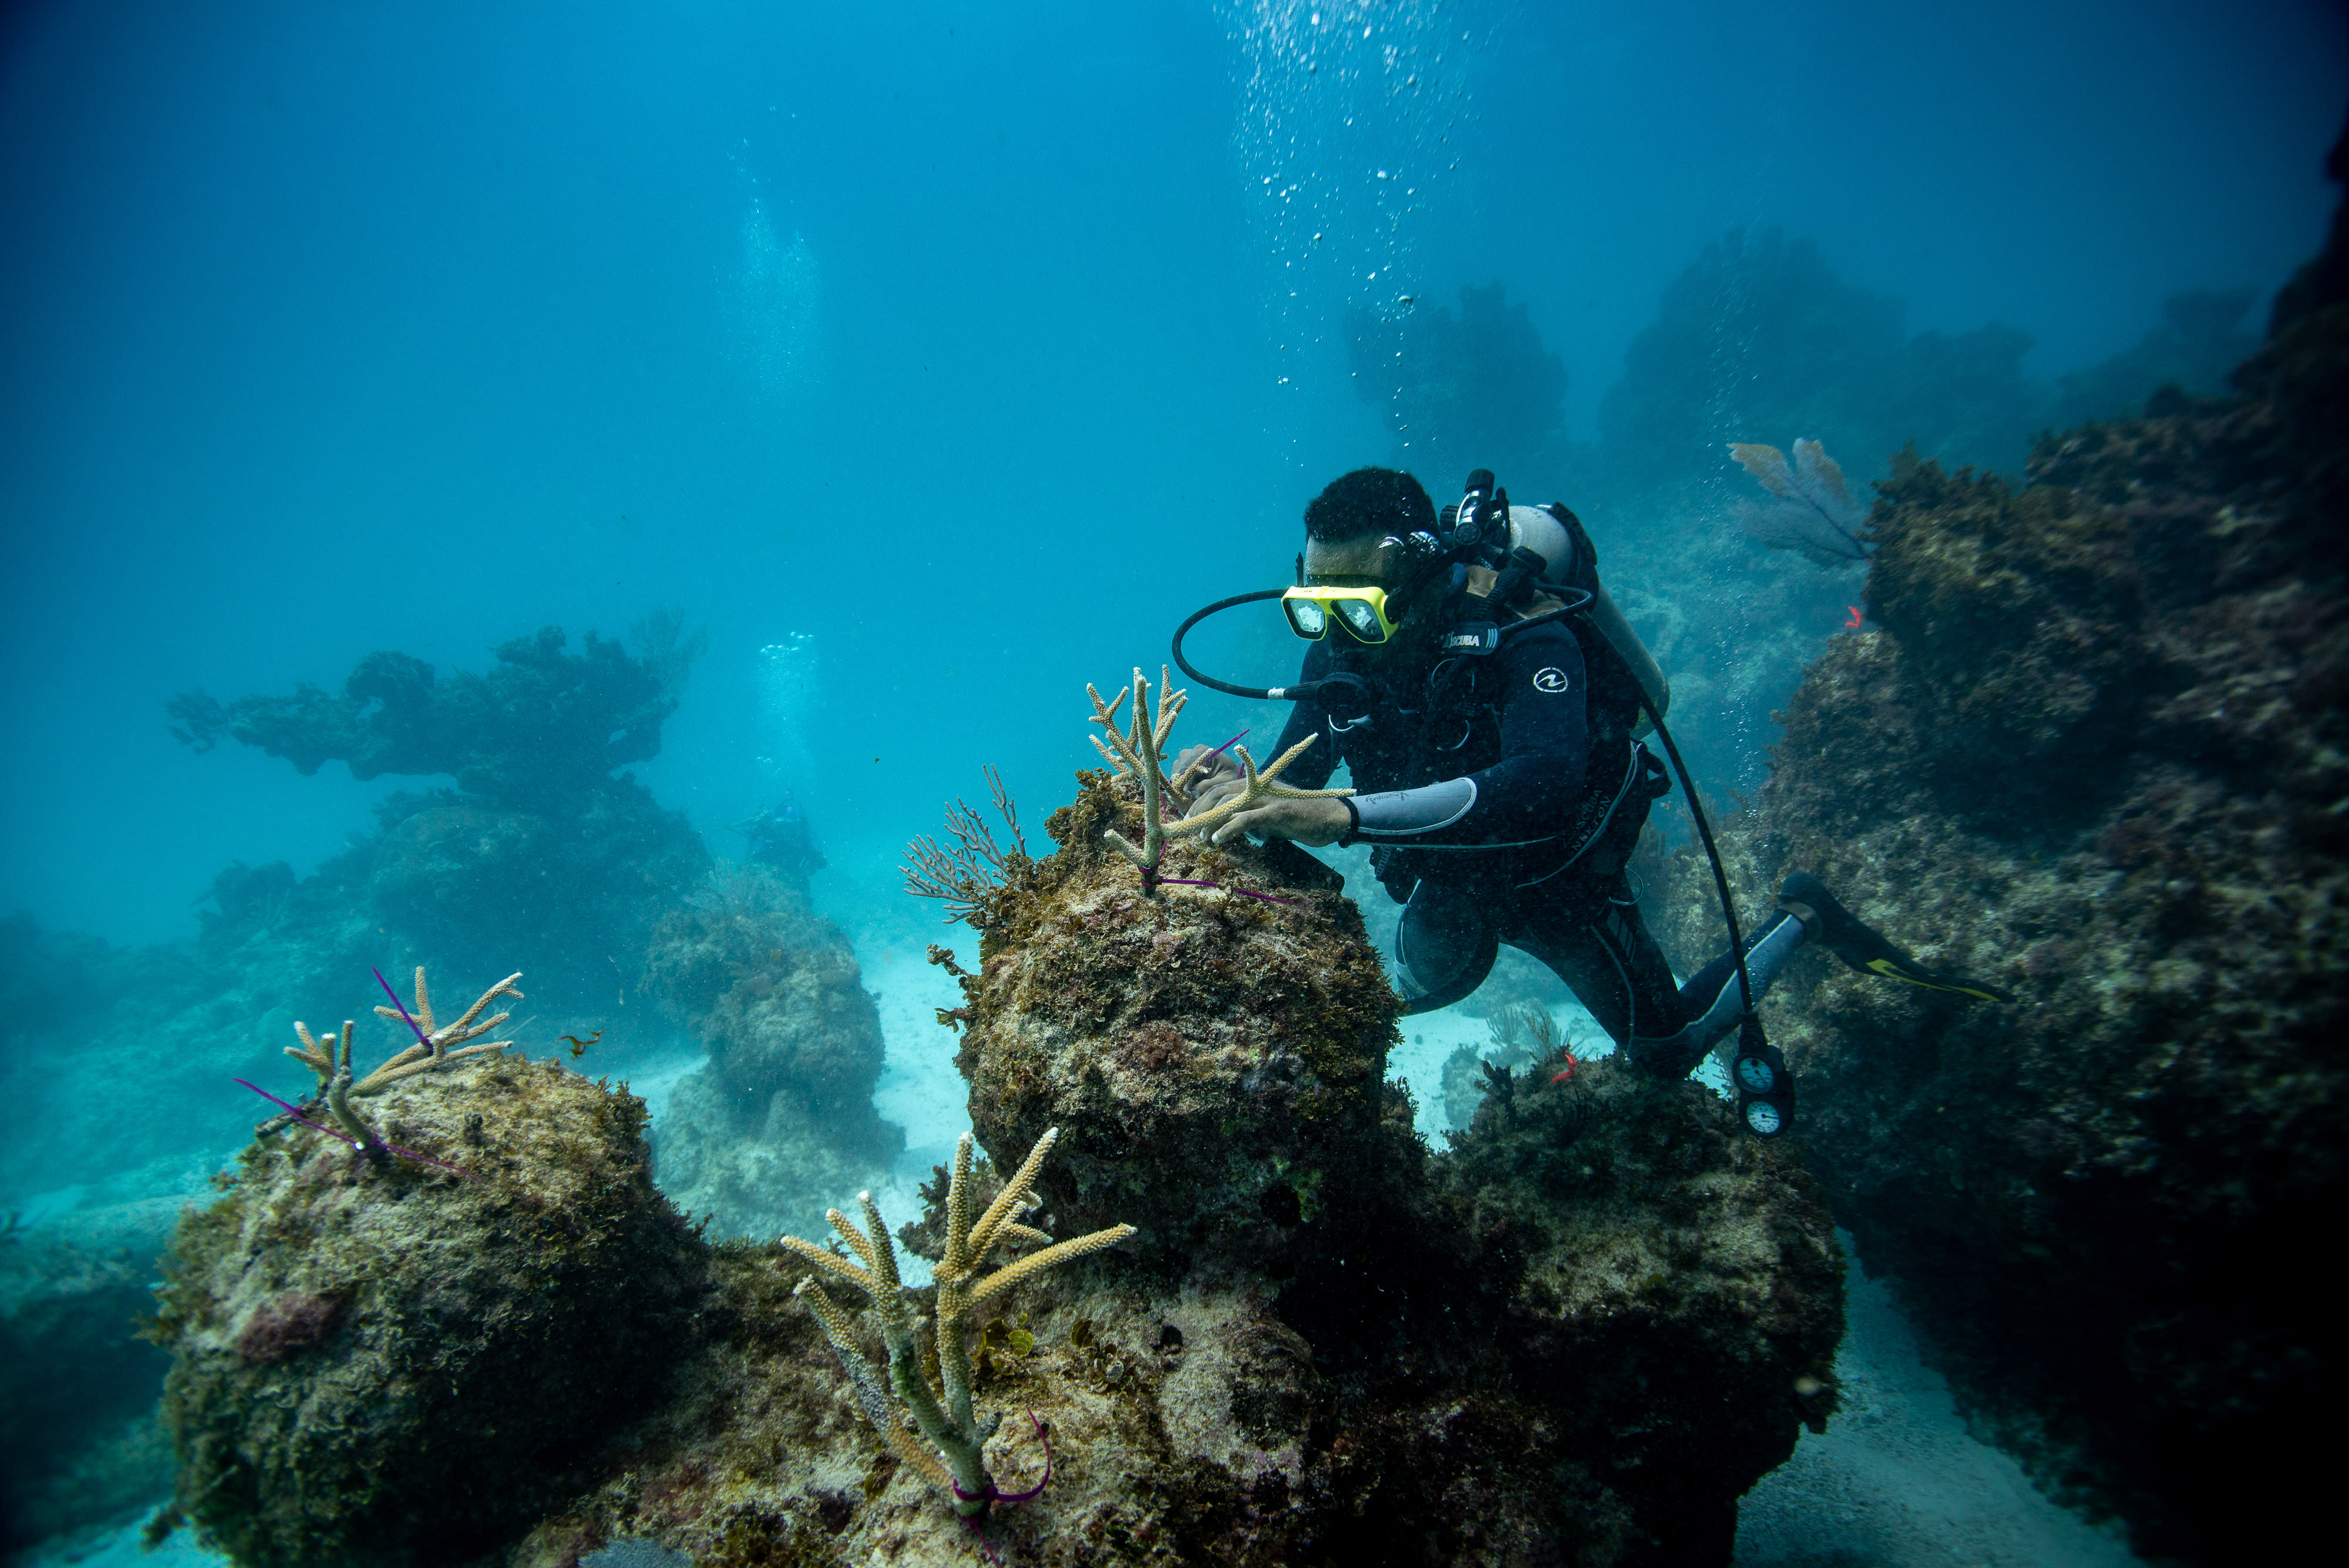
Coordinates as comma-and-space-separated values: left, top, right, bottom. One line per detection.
1266, 611, 1805, 1079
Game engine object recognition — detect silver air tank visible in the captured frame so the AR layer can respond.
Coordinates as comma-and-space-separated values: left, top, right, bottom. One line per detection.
1505, 505, 1672, 736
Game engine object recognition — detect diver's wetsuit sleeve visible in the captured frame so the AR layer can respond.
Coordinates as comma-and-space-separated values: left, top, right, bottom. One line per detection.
1349, 624, 1589, 847
1261, 642, 1340, 791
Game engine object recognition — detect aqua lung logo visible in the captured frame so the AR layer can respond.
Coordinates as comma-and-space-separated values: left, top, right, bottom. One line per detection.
1533, 667, 1570, 692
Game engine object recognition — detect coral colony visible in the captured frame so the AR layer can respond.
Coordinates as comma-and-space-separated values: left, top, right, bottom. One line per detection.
1087, 665, 1338, 902
782, 1129, 1133, 1534
1728, 438, 1873, 564
236, 966, 521, 1174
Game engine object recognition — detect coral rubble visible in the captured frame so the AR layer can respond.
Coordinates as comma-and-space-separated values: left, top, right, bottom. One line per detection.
1648, 127, 2349, 1564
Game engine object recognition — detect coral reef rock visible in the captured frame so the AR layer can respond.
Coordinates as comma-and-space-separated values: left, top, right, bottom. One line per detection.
954, 770, 1399, 1259
1, 1200, 180, 1552
644, 870, 903, 1241
492, 768, 1839, 1567
1649, 133, 2349, 1566
165, 621, 712, 1043
150, 1056, 706, 1568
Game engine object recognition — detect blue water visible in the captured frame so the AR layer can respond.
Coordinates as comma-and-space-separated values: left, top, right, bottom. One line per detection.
2, 1, 2343, 1563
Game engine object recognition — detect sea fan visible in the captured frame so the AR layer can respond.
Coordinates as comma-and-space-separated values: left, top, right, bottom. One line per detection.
1728, 438, 1871, 564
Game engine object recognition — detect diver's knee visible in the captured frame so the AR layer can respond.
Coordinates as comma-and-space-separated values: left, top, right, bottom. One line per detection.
1624, 1029, 1705, 1081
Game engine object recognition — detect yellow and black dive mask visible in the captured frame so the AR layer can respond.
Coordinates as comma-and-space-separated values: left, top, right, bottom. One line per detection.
1280, 584, 1402, 645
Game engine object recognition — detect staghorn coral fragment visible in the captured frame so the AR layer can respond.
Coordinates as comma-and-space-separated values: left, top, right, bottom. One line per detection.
282, 967, 522, 1099
256, 967, 521, 1149
1085, 665, 1348, 877
1155, 731, 1348, 845
780, 1129, 1133, 1520
1089, 667, 1179, 872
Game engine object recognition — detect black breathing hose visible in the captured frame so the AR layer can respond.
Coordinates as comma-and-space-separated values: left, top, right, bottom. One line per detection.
1170, 589, 1294, 699
1639, 704, 1765, 1057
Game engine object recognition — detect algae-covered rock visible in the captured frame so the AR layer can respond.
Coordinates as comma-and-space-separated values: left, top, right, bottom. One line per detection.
150, 1055, 708, 1568
1441, 1059, 1845, 1542
1647, 135, 2349, 1564
490, 763, 1839, 1567
0, 1203, 179, 1551
643, 870, 903, 1240
951, 769, 1394, 1256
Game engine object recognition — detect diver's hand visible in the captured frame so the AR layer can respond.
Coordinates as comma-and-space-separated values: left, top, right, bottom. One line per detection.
1210, 795, 1351, 849
1173, 745, 1244, 809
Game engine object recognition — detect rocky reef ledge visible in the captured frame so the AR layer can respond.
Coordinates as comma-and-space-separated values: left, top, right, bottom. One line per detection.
1651, 128, 2348, 1567
150, 766, 1840, 1567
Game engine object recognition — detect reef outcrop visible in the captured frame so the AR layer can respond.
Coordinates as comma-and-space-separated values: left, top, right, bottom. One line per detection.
1, 1201, 178, 1551
150, 1047, 705, 1568
480, 760, 1842, 1567
166, 617, 711, 1045
1648, 127, 2349, 1566
141, 741, 1841, 1568
643, 869, 903, 1241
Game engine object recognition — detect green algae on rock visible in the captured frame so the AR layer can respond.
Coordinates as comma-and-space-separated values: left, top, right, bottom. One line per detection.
149, 1048, 707, 1568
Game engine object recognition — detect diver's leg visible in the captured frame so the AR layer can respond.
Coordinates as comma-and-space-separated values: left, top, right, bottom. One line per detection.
1395, 874, 1502, 1017
1632, 908, 1812, 1080
1613, 870, 2014, 1079
1507, 873, 1804, 1079
1504, 874, 1686, 1061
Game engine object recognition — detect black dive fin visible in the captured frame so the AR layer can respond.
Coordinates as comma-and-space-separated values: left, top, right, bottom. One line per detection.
1779, 873, 2015, 1004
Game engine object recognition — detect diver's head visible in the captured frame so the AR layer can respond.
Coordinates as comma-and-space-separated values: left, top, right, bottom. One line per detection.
1304, 468, 1435, 563
1291, 468, 1442, 657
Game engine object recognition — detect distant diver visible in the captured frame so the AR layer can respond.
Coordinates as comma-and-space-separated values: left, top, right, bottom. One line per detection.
732, 793, 828, 886
1170, 467, 2010, 1136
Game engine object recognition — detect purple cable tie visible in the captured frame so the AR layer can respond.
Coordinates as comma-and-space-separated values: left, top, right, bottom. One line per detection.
372, 965, 436, 1051
234, 1077, 480, 1181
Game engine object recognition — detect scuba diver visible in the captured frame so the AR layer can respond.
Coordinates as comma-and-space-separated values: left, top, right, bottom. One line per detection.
732, 793, 827, 888
1171, 467, 2009, 1136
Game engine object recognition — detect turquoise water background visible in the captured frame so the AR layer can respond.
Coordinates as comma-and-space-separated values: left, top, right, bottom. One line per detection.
3, 3, 2345, 1564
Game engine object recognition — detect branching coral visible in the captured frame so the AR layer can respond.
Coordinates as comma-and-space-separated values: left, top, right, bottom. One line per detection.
1154, 733, 1341, 845
1086, 666, 1346, 883
256, 968, 521, 1149
1085, 665, 1191, 873
782, 1128, 1134, 1518
903, 766, 1029, 925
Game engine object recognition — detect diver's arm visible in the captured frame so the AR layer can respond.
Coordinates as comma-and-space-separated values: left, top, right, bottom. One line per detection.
1346, 627, 1589, 847
1185, 646, 1337, 815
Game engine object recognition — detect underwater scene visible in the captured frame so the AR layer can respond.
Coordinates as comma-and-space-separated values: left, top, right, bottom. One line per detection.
2, 3, 2343, 1565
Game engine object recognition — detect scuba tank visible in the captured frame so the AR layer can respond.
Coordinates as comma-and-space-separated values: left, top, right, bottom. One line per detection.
1499, 502, 1671, 738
